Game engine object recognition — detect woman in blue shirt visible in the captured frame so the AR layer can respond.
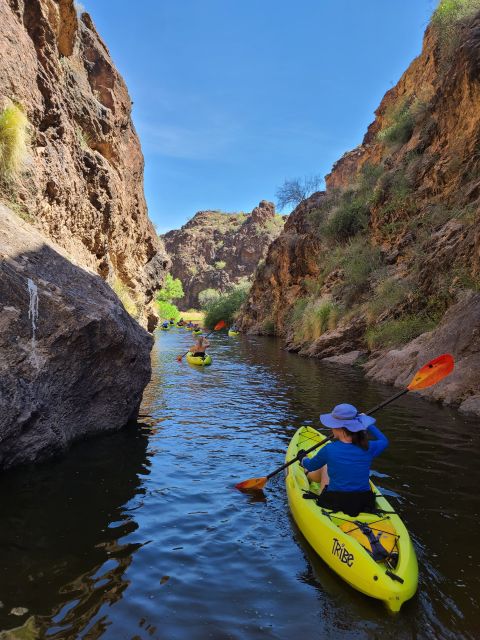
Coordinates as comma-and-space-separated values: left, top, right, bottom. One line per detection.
299, 403, 389, 516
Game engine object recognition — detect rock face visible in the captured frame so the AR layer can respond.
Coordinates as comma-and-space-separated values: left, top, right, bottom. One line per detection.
364, 291, 480, 411
0, 0, 169, 327
163, 201, 284, 308
239, 11, 480, 414
238, 196, 323, 334
0, 1, 168, 469
0, 205, 153, 470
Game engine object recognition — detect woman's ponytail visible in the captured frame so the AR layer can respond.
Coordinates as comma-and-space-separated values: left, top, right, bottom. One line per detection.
344, 428, 369, 450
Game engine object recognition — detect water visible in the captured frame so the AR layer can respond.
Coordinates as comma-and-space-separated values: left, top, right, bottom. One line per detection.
1, 330, 479, 639
27, 277, 39, 369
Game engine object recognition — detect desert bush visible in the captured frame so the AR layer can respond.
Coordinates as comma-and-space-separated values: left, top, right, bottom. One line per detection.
323, 191, 370, 241
365, 314, 437, 350
112, 278, 138, 318
336, 238, 383, 305
198, 288, 221, 309
291, 297, 340, 342
262, 319, 276, 335
288, 298, 309, 327
366, 277, 411, 321
75, 125, 93, 151
432, 0, 480, 64
378, 99, 415, 147
214, 260, 226, 270
0, 103, 29, 182
204, 281, 251, 328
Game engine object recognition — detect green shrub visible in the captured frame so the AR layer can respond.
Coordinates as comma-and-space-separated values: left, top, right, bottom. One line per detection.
431, 0, 480, 68
291, 297, 340, 342
204, 282, 251, 328
375, 165, 417, 224
157, 300, 180, 322
262, 319, 276, 335
0, 104, 29, 182
367, 277, 411, 320
264, 215, 285, 234
198, 288, 221, 309
342, 240, 382, 288
157, 273, 184, 302
366, 315, 437, 350
323, 191, 370, 241
288, 298, 309, 325
75, 125, 93, 151
214, 260, 226, 270
377, 99, 415, 147
112, 278, 138, 318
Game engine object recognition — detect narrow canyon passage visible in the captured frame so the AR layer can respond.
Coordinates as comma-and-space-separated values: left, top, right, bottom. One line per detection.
1, 329, 478, 639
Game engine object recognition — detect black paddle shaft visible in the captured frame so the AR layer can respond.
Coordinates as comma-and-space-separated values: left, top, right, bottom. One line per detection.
268, 388, 409, 480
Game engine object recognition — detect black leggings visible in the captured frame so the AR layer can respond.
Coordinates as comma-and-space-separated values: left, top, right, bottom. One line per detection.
316, 488, 376, 517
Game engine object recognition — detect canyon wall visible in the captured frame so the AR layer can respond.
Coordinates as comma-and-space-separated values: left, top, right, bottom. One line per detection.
163, 200, 284, 309
0, 0, 169, 328
0, 0, 168, 469
239, 11, 480, 414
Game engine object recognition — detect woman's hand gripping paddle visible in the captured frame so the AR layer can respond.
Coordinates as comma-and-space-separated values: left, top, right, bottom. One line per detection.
176, 320, 226, 362
235, 354, 454, 491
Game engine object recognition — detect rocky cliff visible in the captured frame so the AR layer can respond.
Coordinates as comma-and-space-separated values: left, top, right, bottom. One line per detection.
0, 0, 168, 469
0, 0, 169, 328
163, 200, 284, 308
239, 7, 480, 415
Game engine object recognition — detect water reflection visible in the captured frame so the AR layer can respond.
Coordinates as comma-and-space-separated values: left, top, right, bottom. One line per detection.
1, 330, 479, 639
0, 426, 149, 637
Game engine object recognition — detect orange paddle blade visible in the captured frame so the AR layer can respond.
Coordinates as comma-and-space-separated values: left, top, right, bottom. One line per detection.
407, 354, 454, 390
235, 477, 267, 491
214, 320, 226, 330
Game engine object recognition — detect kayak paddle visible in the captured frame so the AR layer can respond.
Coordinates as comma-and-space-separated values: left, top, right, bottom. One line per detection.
235, 353, 454, 491
176, 319, 226, 362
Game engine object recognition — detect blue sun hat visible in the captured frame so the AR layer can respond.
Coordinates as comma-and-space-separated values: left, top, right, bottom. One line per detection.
320, 403, 376, 432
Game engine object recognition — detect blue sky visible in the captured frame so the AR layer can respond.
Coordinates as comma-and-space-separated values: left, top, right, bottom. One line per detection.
82, 1, 438, 233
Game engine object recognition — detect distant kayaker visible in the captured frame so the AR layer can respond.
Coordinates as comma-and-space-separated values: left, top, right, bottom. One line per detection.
177, 318, 185, 326
190, 335, 210, 357
161, 321, 169, 329
298, 403, 388, 516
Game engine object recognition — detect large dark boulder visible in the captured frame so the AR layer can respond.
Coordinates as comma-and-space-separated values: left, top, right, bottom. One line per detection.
0, 205, 152, 470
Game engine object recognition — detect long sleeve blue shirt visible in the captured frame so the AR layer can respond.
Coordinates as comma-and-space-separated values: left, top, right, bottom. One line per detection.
302, 425, 389, 492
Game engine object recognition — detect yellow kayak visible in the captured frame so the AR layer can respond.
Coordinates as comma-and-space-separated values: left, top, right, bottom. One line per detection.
186, 352, 212, 366
228, 330, 239, 336
193, 329, 202, 334
285, 426, 418, 612
160, 326, 169, 331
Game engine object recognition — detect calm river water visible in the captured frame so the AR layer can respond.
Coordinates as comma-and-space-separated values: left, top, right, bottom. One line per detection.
1, 330, 479, 639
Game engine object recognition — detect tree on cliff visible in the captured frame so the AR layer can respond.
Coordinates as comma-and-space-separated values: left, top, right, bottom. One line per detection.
276, 175, 323, 210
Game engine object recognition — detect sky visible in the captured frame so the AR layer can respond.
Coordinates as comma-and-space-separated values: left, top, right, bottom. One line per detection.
82, 0, 438, 233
